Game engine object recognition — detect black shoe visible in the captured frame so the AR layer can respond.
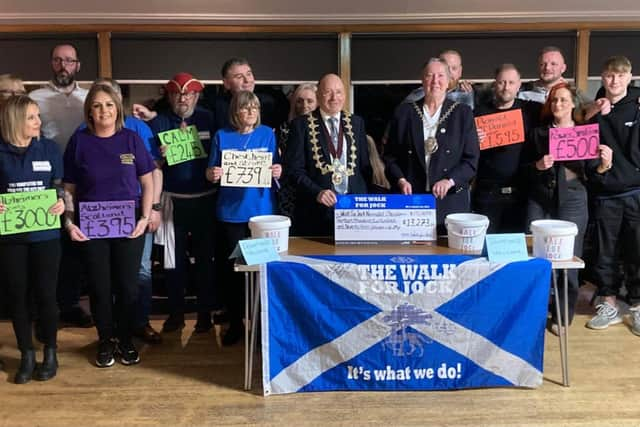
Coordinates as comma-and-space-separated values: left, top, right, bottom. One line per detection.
212, 311, 229, 325
14, 349, 36, 384
133, 324, 162, 344
222, 322, 243, 346
34, 346, 58, 381
117, 340, 140, 366
162, 313, 185, 333
194, 312, 213, 333
95, 339, 116, 368
60, 306, 93, 328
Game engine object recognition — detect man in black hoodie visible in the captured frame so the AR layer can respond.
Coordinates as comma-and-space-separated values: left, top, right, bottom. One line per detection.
586, 56, 640, 336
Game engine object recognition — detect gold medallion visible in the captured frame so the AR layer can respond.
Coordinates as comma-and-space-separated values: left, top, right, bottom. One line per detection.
425, 137, 439, 154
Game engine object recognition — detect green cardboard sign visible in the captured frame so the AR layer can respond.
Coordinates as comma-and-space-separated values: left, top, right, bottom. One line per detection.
158, 125, 207, 166
0, 189, 60, 235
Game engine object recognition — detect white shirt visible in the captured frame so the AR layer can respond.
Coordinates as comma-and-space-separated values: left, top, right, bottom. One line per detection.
29, 81, 88, 151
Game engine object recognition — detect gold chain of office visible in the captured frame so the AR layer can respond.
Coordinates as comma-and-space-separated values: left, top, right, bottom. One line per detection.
307, 112, 357, 176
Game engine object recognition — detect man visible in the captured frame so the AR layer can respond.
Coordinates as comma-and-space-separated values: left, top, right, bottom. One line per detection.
209, 57, 287, 131
147, 72, 217, 334
385, 59, 479, 233
29, 44, 92, 328
585, 56, 640, 336
472, 64, 541, 233
285, 73, 372, 236
518, 46, 567, 104
405, 49, 475, 109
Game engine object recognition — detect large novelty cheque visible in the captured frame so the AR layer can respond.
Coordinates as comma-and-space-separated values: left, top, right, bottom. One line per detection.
220, 150, 272, 188
79, 200, 135, 238
0, 189, 60, 235
262, 254, 552, 394
335, 194, 437, 244
158, 125, 207, 166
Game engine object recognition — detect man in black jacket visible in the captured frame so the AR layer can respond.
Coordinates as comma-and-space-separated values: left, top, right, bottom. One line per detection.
585, 56, 640, 336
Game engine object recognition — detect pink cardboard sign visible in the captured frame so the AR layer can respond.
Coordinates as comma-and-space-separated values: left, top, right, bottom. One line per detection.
549, 124, 600, 161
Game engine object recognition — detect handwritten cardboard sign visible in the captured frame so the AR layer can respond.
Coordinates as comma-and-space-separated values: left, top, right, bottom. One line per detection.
549, 124, 599, 161
0, 189, 60, 235
484, 233, 529, 263
220, 150, 273, 188
158, 125, 207, 166
79, 200, 135, 239
475, 109, 525, 151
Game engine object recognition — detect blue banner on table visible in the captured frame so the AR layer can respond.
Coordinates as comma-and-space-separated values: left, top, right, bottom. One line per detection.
261, 254, 551, 395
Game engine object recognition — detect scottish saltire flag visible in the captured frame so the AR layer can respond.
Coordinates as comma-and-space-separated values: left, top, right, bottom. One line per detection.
261, 255, 552, 395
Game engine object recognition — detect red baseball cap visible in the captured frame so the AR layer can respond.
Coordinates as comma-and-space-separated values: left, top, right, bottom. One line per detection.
165, 72, 204, 93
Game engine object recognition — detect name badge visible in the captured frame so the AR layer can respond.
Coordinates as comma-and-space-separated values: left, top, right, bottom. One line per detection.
32, 161, 52, 172
198, 131, 211, 140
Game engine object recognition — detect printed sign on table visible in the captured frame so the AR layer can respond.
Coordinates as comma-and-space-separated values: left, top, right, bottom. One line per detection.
79, 200, 135, 239
474, 109, 525, 150
262, 254, 551, 394
220, 150, 273, 188
158, 125, 207, 166
335, 194, 436, 244
549, 124, 600, 161
484, 233, 529, 263
0, 189, 60, 235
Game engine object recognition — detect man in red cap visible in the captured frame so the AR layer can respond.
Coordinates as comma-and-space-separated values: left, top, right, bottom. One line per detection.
144, 72, 218, 334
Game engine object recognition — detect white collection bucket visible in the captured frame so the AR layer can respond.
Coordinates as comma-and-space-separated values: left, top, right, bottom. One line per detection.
248, 215, 292, 253
445, 213, 490, 252
530, 219, 578, 261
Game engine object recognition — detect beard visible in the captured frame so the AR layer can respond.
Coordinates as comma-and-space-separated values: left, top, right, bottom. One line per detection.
53, 71, 76, 88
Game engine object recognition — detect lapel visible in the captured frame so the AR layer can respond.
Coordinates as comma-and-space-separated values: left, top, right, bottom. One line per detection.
435, 98, 455, 148
312, 109, 332, 163
411, 98, 427, 170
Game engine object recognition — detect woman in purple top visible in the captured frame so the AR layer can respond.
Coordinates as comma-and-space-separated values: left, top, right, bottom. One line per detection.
63, 84, 155, 368
0, 95, 65, 383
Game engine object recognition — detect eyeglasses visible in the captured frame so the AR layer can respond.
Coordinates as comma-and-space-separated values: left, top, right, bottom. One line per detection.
0, 90, 27, 96
239, 106, 260, 114
51, 57, 79, 66
171, 91, 197, 100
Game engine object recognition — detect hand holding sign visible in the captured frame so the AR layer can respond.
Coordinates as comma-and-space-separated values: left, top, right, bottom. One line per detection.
474, 110, 525, 150
158, 125, 207, 166
548, 124, 600, 161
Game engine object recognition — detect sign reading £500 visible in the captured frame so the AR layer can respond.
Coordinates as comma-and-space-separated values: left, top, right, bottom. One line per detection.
549, 124, 600, 161
0, 189, 60, 235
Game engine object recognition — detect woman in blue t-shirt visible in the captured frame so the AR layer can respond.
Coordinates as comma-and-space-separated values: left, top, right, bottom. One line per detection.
0, 95, 65, 383
63, 84, 155, 368
206, 91, 281, 345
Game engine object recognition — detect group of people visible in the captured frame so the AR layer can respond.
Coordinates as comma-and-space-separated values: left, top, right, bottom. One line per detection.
1, 42, 639, 385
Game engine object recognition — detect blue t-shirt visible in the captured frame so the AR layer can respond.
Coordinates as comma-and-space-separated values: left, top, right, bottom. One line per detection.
208, 125, 278, 223
0, 137, 63, 242
76, 115, 161, 161
148, 107, 215, 194
63, 128, 155, 206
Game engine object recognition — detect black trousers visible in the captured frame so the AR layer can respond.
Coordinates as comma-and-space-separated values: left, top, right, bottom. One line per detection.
0, 239, 61, 351
80, 236, 144, 342
472, 188, 527, 233
592, 192, 640, 304
215, 221, 250, 324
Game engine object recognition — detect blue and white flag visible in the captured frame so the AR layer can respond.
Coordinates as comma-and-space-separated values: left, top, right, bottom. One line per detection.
261, 255, 551, 395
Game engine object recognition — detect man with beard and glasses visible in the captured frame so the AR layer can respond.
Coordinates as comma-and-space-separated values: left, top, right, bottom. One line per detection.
472, 64, 541, 233
146, 73, 217, 334
29, 44, 92, 329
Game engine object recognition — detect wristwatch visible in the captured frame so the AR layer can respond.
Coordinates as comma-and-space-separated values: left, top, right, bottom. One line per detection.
152, 203, 163, 211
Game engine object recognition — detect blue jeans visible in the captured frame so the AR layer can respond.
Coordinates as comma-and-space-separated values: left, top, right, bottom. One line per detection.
133, 232, 153, 329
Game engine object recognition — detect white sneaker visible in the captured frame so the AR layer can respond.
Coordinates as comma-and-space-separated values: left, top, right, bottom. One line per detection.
630, 306, 640, 337
586, 301, 623, 330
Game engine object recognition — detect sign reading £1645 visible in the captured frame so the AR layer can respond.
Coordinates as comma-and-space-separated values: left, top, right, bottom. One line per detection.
549, 124, 599, 161
158, 125, 207, 166
474, 109, 525, 151
0, 189, 60, 235
220, 150, 273, 188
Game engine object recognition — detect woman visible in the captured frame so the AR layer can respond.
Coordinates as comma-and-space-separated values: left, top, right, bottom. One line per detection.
524, 82, 600, 334
384, 58, 479, 234
0, 95, 64, 383
206, 91, 281, 345
63, 84, 155, 367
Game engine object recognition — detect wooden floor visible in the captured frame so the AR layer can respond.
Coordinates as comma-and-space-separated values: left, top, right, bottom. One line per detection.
1, 297, 640, 427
